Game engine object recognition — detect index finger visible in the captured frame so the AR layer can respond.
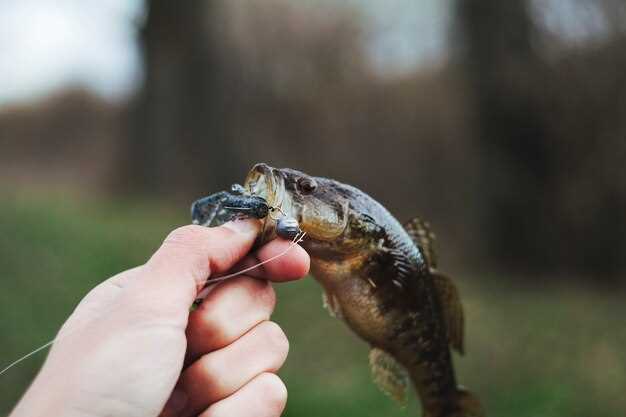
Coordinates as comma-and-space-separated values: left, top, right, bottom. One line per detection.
223, 238, 310, 282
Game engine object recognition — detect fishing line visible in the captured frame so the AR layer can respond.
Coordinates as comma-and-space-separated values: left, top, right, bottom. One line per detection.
0, 231, 306, 377
203, 231, 306, 286
0, 340, 57, 377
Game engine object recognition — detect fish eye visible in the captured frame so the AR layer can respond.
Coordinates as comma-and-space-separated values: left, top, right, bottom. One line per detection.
297, 177, 317, 194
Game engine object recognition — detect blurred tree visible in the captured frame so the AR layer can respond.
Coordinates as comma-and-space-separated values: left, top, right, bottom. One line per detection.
452, 0, 558, 273
122, 0, 244, 195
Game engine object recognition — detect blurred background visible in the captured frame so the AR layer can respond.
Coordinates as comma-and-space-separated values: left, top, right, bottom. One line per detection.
1, 0, 625, 416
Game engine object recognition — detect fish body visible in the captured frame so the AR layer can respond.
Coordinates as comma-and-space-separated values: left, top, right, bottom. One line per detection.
192, 163, 484, 417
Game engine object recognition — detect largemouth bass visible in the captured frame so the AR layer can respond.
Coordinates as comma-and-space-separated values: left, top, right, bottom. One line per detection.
192, 163, 484, 417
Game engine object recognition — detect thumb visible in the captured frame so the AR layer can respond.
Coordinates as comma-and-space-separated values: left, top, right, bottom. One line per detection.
124, 220, 261, 321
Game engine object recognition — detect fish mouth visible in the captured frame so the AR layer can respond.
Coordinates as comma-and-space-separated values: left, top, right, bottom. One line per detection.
246, 163, 349, 244
244, 163, 283, 207
244, 163, 289, 243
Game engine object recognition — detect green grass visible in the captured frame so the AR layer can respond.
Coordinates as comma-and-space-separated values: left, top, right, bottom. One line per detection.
0, 190, 624, 416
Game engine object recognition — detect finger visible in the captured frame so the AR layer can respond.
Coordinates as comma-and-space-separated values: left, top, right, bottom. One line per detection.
198, 373, 287, 417
123, 221, 261, 320
177, 321, 289, 416
186, 276, 276, 360
224, 238, 310, 282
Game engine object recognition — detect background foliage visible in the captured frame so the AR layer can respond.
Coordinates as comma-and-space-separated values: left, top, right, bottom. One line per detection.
1, 1, 626, 415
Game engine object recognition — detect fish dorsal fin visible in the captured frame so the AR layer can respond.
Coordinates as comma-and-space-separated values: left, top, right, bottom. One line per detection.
369, 347, 409, 405
403, 217, 437, 269
431, 272, 465, 355
403, 217, 464, 353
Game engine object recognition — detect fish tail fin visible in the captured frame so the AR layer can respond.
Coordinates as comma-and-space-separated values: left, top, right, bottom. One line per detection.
424, 387, 485, 417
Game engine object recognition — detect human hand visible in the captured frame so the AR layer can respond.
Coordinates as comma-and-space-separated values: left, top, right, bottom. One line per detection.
10, 220, 310, 417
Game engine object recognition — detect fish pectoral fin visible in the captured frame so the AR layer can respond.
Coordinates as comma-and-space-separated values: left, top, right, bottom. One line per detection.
321, 291, 343, 319
369, 348, 409, 406
403, 216, 438, 269
432, 271, 465, 355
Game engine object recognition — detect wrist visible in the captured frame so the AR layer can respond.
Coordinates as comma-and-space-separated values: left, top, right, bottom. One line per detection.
10, 371, 76, 417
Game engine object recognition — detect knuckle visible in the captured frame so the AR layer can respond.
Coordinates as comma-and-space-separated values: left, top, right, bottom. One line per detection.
199, 353, 221, 384
194, 279, 276, 344
238, 277, 276, 311
205, 227, 243, 273
195, 302, 222, 334
217, 277, 275, 315
208, 242, 239, 273
259, 321, 289, 357
195, 305, 235, 346
164, 225, 209, 248
161, 225, 242, 279
256, 373, 288, 415
157, 225, 211, 283
255, 280, 277, 311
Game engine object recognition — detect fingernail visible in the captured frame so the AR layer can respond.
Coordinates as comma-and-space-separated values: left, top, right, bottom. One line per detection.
223, 219, 260, 234
162, 389, 187, 416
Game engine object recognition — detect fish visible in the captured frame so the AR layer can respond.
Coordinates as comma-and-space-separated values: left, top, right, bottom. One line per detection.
192, 163, 484, 417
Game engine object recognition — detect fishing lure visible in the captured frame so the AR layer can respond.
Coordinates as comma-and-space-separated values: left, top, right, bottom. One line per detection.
191, 190, 269, 226
191, 185, 301, 240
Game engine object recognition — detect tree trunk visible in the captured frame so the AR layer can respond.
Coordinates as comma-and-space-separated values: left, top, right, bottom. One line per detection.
123, 0, 243, 196
452, 0, 557, 272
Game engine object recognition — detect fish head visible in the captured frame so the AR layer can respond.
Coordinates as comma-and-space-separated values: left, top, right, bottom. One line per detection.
244, 163, 351, 252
